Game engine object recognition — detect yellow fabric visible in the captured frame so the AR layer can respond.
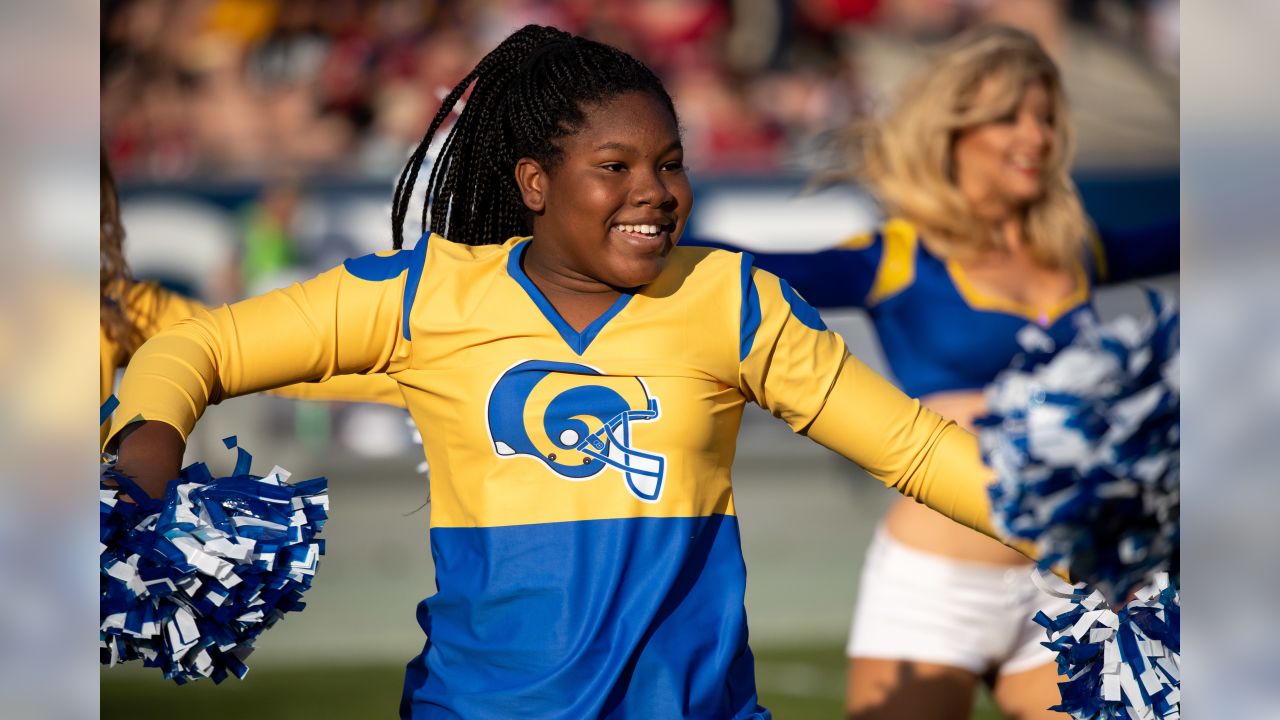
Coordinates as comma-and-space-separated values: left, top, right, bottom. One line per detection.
804, 355, 996, 538
101, 280, 200, 410
838, 230, 876, 251
738, 270, 849, 432
944, 258, 1090, 327
101, 280, 404, 443
111, 235, 1007, 548
268, 372, 406, 406
866, 218, 918, 305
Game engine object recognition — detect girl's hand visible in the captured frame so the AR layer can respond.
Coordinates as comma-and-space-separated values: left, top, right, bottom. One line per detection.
109, 420, 186, 499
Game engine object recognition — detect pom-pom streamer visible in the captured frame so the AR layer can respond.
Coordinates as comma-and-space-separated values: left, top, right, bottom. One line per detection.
977, 291, 1179, 603
100, 436, 329, 683
1036, 574, 1180, 719
977, 292, 1180, 719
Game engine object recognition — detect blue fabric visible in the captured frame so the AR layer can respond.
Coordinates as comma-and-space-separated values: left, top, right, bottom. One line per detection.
691, 235, 1095, 398
400, 515, 768, 719
689, 203, 1177, 398
100, 395, 120, 427
1076, 173, 1179, 284
778, 279, 828, 331
869, 246, 1094, 397
692, 239, 880, 308
738, 254, 761, 361
343, 249, 414, 281
340, 232, 432, 340
403, 233, 431, 340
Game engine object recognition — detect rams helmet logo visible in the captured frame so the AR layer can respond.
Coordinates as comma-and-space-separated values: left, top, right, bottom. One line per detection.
486, 360, 667, 502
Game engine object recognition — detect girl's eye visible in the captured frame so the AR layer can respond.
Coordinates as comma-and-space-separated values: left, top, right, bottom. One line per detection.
601, 162, 626, 172
663, 161, 685, 172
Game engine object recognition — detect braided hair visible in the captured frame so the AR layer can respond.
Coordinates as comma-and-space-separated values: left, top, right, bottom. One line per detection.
391, 25, 678, 249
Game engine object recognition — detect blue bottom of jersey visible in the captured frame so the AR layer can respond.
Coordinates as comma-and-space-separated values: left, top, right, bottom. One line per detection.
400, 514, 770, 719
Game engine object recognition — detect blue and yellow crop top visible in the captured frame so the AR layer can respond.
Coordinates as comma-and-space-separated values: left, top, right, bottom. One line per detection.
689, 217, 1178, 399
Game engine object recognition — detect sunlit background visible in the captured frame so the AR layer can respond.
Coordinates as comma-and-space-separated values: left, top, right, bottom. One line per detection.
98, 1, 1177, 717
13, 0, 1256, 718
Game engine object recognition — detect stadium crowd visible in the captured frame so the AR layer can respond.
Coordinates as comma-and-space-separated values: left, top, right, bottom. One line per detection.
103, 0, 1177, 181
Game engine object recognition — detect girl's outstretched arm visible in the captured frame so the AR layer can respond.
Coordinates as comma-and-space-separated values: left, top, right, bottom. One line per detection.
802, 354, 995, 537
107, 251, 416, 497
736, 260, 1001, 543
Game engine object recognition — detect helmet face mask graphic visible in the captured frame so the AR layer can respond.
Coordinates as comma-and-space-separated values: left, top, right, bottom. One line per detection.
486, 360, 667, 502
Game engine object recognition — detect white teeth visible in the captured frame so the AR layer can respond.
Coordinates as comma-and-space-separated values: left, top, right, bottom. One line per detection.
614, 224, 662, 236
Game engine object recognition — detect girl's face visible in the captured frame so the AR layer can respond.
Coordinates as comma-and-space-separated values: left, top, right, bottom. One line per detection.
952, 79, 1054, 214
517, 91, 692, 290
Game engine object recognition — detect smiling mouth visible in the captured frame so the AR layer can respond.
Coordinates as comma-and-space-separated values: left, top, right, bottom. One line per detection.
1010, 156, 1043, 176
610, 223, 676, 249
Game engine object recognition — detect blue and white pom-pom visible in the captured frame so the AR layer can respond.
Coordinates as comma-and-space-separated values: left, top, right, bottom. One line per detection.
100, 436, 329, 683
976, 291, 1180, 719
977, 291, 1179, 603
1035, 574, 1180, 719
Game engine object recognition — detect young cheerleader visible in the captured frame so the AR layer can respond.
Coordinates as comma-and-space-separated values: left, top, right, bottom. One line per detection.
106, 25, 1039, 718
692, 26, 1177, 719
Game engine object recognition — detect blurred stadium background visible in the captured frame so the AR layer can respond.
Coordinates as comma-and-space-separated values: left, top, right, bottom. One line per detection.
100, 0, 1177, 717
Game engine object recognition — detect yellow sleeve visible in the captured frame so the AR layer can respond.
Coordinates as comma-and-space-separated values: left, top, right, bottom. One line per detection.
736, 266, 848, 431
803, 355, 996, 538
269, 373, 406, 408
105, 280, 407, 410
737, 262, 999, 542
107, 257, 411, 447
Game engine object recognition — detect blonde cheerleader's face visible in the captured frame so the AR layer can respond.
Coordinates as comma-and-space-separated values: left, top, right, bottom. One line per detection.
515, 90, 693, 291
952, 79, 1055, 213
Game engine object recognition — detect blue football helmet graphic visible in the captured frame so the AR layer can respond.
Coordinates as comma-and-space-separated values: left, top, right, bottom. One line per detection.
486, 360, 667, 502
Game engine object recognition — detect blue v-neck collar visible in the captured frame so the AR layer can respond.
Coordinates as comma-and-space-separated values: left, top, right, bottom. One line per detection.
506, 239, 635, 356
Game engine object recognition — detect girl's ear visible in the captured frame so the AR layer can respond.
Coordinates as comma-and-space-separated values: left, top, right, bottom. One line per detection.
514, 158, 547, 213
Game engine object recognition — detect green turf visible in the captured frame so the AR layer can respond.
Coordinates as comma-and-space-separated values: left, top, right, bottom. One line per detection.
102, 645, 1006, 719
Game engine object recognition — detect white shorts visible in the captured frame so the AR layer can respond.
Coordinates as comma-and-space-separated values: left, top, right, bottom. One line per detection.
846, 526, 1074, 676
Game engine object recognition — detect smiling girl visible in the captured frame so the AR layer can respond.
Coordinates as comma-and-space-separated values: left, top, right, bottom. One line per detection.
106, 25, 1037, 719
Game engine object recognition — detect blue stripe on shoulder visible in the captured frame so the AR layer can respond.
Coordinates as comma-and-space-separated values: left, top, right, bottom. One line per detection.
343, 250, 414, 281
739, 253, 761, 362
778, 279, 828, 331
340, 232, 430, 341
402, 234, 430, 341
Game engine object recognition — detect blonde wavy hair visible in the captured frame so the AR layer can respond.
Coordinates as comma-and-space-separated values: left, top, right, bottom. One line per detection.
100, 152, 146, 356
855, 25, 1086, 268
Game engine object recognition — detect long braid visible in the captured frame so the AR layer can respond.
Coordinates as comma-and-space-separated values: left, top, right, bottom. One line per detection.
391, 25, 678, 249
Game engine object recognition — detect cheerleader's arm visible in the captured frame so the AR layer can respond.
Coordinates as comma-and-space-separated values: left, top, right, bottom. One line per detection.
120, 280, 408, 408
684, 231, 882, 309
801, 354, 997, 539
106, 258, 411, 496
268, 372, 406, 407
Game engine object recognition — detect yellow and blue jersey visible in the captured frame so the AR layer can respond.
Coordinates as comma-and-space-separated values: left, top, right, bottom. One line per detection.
110, 233, 1001, 718
690, 217, 1178, 398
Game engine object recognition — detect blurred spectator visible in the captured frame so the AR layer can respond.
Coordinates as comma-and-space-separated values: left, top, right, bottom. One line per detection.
239, 179, 302, 295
